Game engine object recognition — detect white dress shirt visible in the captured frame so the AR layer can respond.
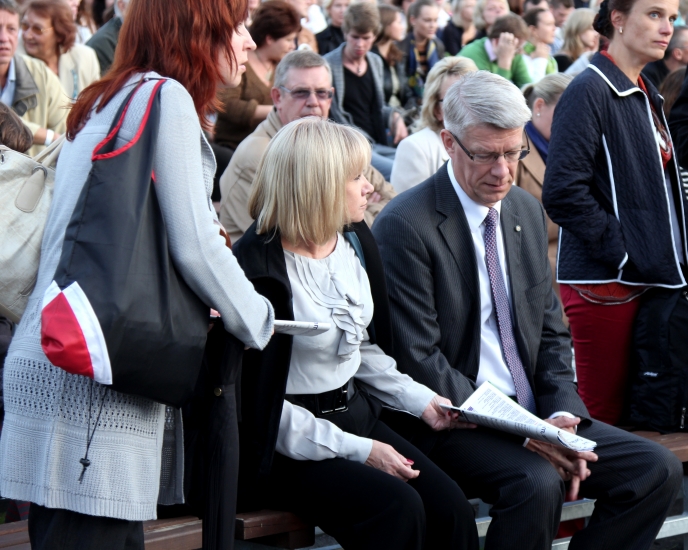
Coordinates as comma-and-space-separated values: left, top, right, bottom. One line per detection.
276, 235, 436, 463
446, 161, 517, 397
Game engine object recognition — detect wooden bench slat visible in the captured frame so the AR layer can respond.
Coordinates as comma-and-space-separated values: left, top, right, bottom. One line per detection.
632, 431, 688, 462
236, 509, 311, 541
143, 520, 202, 550
0, 530, 29, 549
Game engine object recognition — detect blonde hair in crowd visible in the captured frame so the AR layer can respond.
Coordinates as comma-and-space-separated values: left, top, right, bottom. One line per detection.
249, 118, 372, 246
473, 0, 509, 31
561, 8, 597, 61
417, 56, 477, 132
522, 73, 573, 110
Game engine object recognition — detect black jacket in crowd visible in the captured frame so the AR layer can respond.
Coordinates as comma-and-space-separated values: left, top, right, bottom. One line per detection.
316, 24, 345, 55
543, 53, 688, 288
232, 221, 393, 509
669, 67, 688, 168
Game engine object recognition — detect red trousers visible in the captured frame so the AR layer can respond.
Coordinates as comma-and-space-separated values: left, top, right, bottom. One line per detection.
560, 284, 641, 425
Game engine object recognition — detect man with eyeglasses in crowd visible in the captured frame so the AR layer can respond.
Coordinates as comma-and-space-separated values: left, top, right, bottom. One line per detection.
373, 70, 682, 550
218, 49, 395, 244
0, 0, 66, 156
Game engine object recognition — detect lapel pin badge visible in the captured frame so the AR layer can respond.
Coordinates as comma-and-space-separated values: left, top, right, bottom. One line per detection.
515, 225, 521, 232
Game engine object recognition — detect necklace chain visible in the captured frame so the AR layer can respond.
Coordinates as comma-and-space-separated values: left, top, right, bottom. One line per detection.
344, 49, 365, 75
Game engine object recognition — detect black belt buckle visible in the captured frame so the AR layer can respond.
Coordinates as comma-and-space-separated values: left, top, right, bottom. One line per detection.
317, 383, 349, 415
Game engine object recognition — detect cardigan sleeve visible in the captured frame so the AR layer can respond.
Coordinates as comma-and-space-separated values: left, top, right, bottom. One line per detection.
153, 82, 274, 349
542, 78, 628, 268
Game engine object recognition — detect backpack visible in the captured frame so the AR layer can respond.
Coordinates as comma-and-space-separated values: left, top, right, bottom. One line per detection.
0, 136, 64, 322
629, 287, 688, 433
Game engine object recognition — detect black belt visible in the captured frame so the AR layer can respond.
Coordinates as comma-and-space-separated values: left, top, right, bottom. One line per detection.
285, 378, 355, 416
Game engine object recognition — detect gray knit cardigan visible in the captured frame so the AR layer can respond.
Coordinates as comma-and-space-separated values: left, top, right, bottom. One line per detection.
0, 74, 274, 521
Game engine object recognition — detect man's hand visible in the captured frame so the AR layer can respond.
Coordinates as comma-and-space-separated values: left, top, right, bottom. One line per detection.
525, 417, 598, 501
495, 32, 518, 70
421, 395, 477, 431
365, 440, 419, 481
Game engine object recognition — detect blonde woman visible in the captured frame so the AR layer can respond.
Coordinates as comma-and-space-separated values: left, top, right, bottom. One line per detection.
473, 0, 509, 37
442, 0, 477, 55
233, 117, 479, 550
390, 56, 476, 192
554, 8, 599, 72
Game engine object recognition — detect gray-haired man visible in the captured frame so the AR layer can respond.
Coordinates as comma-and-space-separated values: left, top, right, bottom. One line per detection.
218, 50, 395, 244
373, 71, 682, 550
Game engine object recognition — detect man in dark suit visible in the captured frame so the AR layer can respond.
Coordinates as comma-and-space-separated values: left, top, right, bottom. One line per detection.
373, 71, 682, 550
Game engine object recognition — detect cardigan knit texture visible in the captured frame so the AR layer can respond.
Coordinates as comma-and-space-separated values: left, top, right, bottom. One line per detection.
0, 74, 274, 521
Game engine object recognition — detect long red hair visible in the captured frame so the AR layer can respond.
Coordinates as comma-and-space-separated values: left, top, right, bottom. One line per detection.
66, 0, 248, 139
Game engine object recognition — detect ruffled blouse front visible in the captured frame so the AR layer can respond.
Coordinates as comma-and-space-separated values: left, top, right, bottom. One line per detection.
284, 234, 373, 394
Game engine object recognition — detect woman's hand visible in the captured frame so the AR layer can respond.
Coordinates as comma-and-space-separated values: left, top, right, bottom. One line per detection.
365, 440, 419, 481
421, 395, 477, 431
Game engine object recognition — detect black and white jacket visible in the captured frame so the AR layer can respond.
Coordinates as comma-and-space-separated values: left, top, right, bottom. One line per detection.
543, 52, 688, 287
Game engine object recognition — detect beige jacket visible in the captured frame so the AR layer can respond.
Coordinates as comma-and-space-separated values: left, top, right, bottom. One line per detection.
514, 135, 560, 296
57, 44, 100, 100
11, 55, 68, 157
219, 108, 396, 244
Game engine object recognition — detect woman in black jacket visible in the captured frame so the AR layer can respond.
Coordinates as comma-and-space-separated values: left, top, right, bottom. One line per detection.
233, 118, 478, 550
542, 0, 686, 426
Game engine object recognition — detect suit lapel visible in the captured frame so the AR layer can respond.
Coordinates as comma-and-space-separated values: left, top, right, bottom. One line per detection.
435, 165, 477, 297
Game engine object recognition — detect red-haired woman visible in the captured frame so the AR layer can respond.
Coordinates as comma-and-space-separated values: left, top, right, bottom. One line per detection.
0, 0, 274, 548
19, 0, 100, 100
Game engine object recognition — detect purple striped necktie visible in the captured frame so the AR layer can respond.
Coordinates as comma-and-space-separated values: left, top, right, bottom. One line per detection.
483, 207, 537, 414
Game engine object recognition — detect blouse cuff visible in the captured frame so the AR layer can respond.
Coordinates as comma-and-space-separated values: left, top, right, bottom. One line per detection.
399, 382, 437, 418
338, 432, 374, 463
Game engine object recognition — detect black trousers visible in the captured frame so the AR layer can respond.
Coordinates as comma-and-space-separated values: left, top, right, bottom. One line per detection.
28, 503, 144, 550
264, 419, 479, 550
394, 416, 682, 550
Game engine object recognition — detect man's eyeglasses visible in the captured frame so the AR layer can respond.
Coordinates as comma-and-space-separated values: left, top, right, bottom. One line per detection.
20, 22, 53, 35
449, 130, 530, 165
279, 86, 334, 101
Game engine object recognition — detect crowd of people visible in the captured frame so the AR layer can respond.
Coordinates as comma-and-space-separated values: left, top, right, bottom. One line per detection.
2, 0, 688, 547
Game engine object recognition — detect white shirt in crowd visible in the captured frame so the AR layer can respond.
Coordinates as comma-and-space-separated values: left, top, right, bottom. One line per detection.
276, 235, 436, 463
391, 126, 449, 193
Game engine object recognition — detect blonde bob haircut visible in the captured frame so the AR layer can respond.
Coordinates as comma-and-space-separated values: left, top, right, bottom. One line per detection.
473, 0, 509, 31
416, 56, 477, 132
248, 118, 372, 246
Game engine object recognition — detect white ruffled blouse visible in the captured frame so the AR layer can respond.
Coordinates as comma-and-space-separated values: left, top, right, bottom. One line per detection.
276, 235, 436, 463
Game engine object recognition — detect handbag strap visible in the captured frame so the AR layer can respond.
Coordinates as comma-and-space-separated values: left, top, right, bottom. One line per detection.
33, 134, 66, 168
91, 77, 166, 161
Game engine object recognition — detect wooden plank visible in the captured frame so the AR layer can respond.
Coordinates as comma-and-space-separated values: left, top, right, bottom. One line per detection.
236, 510, 312, 540
0, 521, 28, 549
144, 519, 202, 550
633, 431, 688, 462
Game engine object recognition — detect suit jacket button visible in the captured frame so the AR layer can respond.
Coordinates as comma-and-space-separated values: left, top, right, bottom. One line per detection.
214, 387, 223, 396
515, 225, 521, 232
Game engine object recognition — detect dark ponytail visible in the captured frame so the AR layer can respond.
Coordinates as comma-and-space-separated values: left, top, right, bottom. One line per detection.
593, 0, 637, 39
593, 0, 614, 38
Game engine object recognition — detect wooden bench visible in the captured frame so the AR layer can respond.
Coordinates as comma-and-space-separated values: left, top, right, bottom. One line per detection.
235, 510, 315, 549
0, 516, 203, 550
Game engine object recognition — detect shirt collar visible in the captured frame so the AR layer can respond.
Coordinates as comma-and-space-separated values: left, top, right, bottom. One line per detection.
5, 57, 15, 85
446, 159, 502, 231
484, 38, 497, 62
